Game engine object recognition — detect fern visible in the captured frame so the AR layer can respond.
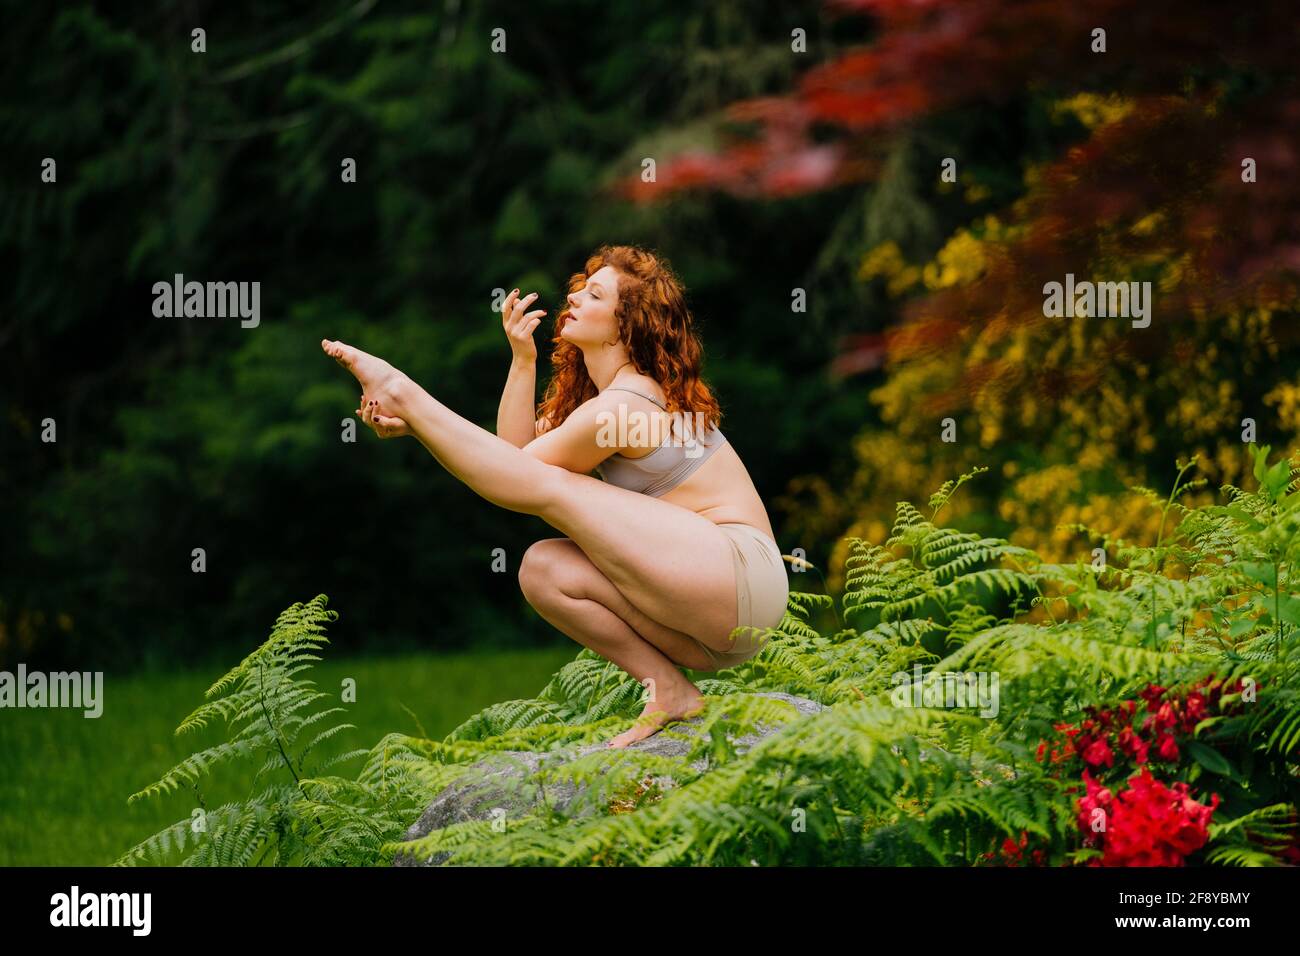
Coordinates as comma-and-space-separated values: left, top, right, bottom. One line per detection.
118, 453, 1300, 866
116, 595, 419, 866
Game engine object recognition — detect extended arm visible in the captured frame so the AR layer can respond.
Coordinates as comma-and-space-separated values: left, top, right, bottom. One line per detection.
521, 395, 620, 473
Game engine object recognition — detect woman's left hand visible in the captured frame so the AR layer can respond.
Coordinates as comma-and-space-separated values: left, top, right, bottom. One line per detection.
357, 394, 411, 439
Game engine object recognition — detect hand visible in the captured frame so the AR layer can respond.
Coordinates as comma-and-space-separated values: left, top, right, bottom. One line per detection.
501, 287, 546, 363
356, 394, 410, 439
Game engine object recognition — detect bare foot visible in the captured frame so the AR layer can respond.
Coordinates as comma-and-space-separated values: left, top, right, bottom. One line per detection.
606, 688, 707, 749
321, 339, 408, 412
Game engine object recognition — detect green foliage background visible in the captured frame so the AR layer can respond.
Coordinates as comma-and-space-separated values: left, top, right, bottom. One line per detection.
2, 1, 907, 669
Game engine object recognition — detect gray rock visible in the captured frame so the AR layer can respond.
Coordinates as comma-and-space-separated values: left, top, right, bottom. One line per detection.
391, 691, 823, 866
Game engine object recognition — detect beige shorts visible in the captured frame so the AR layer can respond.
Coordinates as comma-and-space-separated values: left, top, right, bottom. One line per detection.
690, 523, 790, 669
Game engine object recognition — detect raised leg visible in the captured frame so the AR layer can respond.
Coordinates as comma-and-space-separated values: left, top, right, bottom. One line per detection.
323, 340, 742, 652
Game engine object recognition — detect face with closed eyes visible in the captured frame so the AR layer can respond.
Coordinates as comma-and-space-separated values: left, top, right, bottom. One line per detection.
560, 265, 621, 348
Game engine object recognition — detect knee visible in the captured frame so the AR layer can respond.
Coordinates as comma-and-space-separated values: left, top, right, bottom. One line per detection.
518, 539, 568, 607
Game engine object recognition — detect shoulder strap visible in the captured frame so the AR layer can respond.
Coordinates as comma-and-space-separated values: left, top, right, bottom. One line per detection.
603, 385, 668, 410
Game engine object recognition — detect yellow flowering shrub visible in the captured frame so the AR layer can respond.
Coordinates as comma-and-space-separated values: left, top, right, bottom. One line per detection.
782, 107, 1300, 587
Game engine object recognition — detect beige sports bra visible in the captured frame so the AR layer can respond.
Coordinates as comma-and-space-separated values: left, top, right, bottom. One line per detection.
593, 386, 727, 497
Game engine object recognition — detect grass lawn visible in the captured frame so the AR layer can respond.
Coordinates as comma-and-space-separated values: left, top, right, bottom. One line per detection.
0, 645, 576, 866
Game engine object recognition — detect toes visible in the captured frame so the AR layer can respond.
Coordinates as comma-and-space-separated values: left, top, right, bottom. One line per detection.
321, 339, 355, 369
333, 342, 358, 369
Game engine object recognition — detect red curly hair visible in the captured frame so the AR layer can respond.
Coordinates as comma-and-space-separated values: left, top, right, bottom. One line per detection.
536, 245, 722, 438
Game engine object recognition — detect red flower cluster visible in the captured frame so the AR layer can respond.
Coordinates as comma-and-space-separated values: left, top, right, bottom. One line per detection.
1012, 677, 1249, 866
1040, 677, 1247, 772
1078, 766, 1220, 866
982, 829, 1047, 866
1035, 724, 1078, 765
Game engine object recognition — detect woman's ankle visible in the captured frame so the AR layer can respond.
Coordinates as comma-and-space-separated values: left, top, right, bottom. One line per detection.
379, 370, 415, 416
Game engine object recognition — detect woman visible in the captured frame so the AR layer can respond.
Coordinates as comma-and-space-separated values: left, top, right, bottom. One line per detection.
322, 244, 789, 748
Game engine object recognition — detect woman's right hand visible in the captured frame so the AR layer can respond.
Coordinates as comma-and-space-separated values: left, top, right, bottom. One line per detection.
501, 288, 547, 363
357, 395, 410, 439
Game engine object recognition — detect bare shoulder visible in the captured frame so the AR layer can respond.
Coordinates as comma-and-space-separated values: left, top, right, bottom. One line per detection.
533, 392, 623, 437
